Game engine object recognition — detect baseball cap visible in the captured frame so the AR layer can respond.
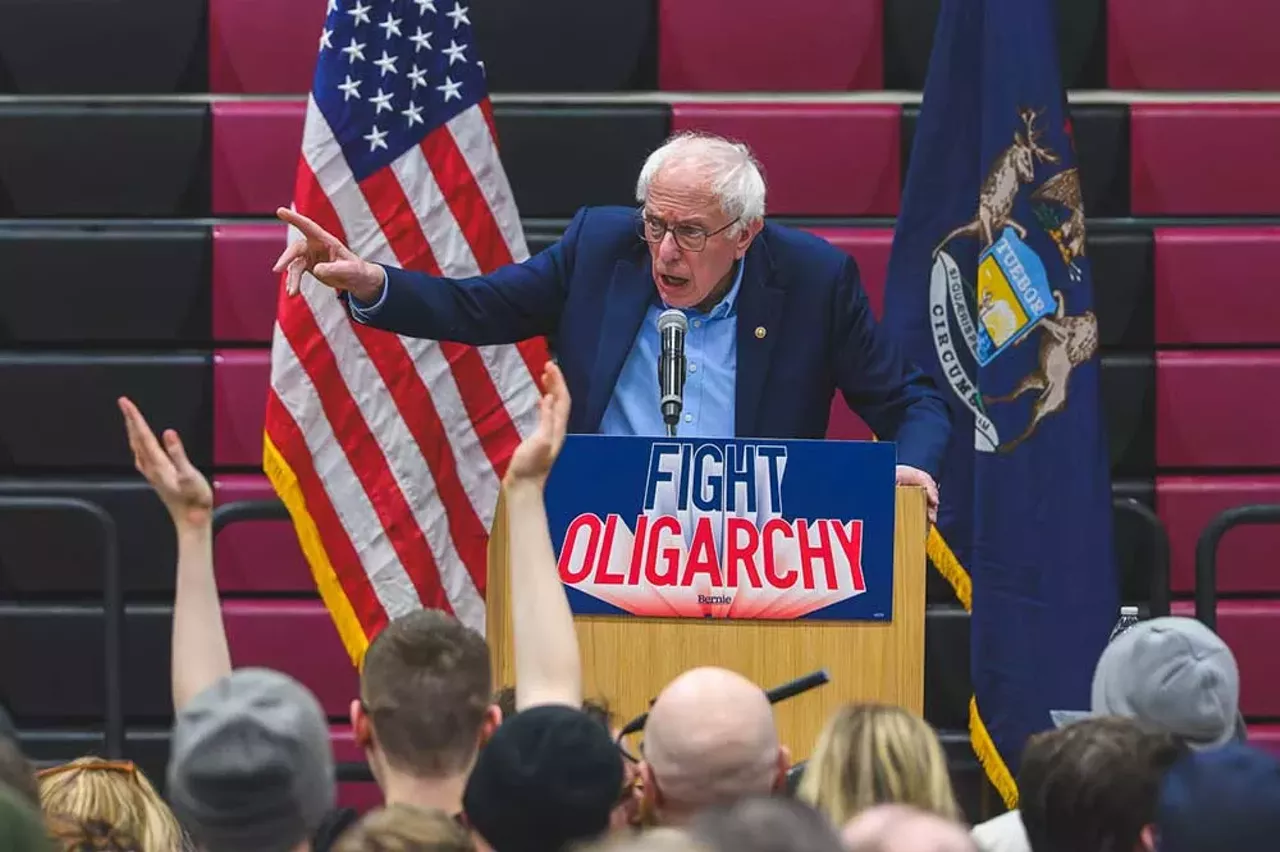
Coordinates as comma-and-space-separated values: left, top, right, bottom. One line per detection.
1155, 744, 1280, 851
167, 668, 336, 852
1049, 617, 1244, 750
463, 704, 624, 852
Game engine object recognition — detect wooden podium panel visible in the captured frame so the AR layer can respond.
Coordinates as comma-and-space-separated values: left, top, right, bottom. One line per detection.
486, 486, 927, 760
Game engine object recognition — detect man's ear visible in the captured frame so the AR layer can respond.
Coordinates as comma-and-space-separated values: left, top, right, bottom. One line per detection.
351, 699, 374, 750
1139, 824, 1156, 851
639, 762, 663, 810
734, 218, 764, 258
478, 703, 503, 746
774, 745, 793, 792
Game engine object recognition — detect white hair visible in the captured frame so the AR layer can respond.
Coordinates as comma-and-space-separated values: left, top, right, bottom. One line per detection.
635, 131, 767, 227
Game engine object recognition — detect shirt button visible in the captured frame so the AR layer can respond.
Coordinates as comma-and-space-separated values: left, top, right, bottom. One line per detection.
684, 414, 692, 423
692, 319, 702, 328
689, 363, 698, 373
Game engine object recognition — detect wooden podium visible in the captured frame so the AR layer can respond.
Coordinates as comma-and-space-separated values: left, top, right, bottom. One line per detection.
485, 486, 928, 761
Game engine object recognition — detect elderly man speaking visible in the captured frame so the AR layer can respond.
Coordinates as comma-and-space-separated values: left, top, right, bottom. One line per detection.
274, 131, 952, 517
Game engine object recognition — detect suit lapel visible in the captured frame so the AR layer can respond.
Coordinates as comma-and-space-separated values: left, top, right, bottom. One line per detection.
735, 241, 785, 437
584, 256, 655, 431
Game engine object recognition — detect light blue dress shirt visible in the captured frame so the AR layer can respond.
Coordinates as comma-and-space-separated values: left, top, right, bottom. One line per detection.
599, 260, 743, 439
350, 261, 743, 438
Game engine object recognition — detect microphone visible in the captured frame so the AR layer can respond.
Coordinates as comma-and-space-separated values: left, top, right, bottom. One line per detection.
616, 669, 830, 739
657, 309, 688, 437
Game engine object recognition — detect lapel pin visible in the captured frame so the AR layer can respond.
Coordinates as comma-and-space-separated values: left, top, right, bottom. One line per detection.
755, 326, 767, 339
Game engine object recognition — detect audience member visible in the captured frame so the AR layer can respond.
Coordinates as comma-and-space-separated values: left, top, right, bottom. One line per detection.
352, 610, 497, 814
584, 828, 708, 852
0, 784, 54, 852
461, 362, 624, 852
972, 616, 1240, 852
798, 704, 960, 826
167, 667, 335, 852
689, 796, 843, 852
45, 814, 143, 852
331, 804, 473, 852
37, 758, 184, 852
1016, 717, 1183, 852
1049, 617, 1243, 749
1153, 743, 1280, 851
841, 805, 976, 852
640, 667, 790, 825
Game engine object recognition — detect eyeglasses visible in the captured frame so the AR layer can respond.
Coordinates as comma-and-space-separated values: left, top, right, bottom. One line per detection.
638, 210, 739, 252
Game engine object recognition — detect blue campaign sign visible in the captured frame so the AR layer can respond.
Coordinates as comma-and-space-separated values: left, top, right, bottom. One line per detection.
543, 435, 897, 622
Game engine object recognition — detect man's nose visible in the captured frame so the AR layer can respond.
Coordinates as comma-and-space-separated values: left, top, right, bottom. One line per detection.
658, 231, 683, 262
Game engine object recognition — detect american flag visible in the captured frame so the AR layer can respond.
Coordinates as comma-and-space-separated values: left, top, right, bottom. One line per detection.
263, 0, 549, 665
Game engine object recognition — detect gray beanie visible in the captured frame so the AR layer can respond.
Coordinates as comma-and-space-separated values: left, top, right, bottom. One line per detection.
167, 668, 336, 852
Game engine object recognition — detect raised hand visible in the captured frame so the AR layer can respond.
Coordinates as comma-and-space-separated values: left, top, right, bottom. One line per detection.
503, 361, 571, 490
118, 397, 213, 528
272, 207, 385, 302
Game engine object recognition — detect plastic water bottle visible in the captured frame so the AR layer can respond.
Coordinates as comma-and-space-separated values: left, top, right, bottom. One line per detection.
1108, 606, 1141, 642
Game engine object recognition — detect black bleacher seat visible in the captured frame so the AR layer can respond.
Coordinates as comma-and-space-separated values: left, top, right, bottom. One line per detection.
899, 104, 1130, 217
1090, 229, 1154, 351
493, 105, 670, 218
0, 603, 357, 723
0, 354, 211, 471
0, 105, 210, 217
472, 0, 657, 93
924, 604, 970, 732
0, 479, 176, 598
0, 225, 210, 346
0, 0, 206, 94
1111, 481, 1157, 605
1099, 354, 1155, 477
883, 0, 1106, 91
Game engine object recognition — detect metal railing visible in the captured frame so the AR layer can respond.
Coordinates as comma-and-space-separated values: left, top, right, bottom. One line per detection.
1194, 503, 1280, 632
1112, 497, 1171, 618
212, 499, 376, 784
0, 497, 124, 758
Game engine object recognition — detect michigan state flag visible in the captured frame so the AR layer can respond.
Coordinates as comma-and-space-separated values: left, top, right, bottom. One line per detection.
880, 0, 1118, 804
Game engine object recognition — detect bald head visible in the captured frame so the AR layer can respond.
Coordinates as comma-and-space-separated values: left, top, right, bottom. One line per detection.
642, 668, 786, 818
840, 806, 975, 852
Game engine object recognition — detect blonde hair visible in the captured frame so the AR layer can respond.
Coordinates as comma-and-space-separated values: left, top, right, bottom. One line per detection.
332, 804, 474, 852
797, 704, 961, 826
37, 759, 184, 852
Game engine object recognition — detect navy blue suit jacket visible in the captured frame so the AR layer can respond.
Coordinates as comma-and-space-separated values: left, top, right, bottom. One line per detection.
350, 205, 953, 478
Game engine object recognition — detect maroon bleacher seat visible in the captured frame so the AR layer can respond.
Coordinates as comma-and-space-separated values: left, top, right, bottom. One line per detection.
209, 0, 325, 94
214, 474, 314, 594
225, 601, 359, 717
214, 224, 287, 344
1156, 227, 1280, 346
1131, 104, 1280, 215
1109, 0, 1280, 90
211, 101, 305, 215
1170, 601, 1280, 718
214, 349, 270, 468
803, 227, 892, 317
1156, 352, 1280, 468
670, 104, 900, 216
657, 0, 882, 92
1158, 476, 1280, 594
